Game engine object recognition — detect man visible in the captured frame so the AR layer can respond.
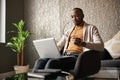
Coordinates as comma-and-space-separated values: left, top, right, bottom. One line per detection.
57, 8, 104, 53
32, 8, 104, 75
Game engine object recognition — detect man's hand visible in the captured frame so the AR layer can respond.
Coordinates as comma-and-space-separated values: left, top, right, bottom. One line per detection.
74, 37, 82, 46
70, 37, 82, 46
70, 37, 86, 47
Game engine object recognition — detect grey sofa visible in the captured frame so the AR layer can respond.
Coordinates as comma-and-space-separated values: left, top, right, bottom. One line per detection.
101, 48, 120, 68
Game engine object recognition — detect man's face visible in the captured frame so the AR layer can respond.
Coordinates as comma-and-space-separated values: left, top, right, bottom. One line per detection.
71, 10, 83, 26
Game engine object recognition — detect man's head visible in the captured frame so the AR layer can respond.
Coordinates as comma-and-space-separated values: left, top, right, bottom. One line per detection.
71, 8, 84, 26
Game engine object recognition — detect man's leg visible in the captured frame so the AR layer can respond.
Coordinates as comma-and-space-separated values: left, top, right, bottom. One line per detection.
74, 50, 100, 79
32, 58, 50, 72
45, 57, 77, 71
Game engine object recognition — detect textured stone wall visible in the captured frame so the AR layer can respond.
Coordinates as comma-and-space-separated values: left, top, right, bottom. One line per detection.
24, 0, 120, 68
24, 0, 61, 67
59, 0, 120, 41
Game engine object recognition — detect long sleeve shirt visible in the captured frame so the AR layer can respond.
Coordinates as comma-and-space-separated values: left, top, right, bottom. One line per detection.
57, 22, 104, 53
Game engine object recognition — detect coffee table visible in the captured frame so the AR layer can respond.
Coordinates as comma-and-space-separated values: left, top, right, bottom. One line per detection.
28, 67, 120, 80
0, 71, 28, 80
28, 69, 63, 80
0, 69, 64, 80
1, 67, 119, 80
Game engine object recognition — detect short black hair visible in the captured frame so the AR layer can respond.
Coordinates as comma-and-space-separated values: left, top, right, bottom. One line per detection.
73, 8, 84, 19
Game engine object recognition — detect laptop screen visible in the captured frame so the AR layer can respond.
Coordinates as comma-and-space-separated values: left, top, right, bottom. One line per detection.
33, 38, 61, 58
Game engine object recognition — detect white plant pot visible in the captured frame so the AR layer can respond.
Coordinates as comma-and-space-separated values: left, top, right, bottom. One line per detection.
14, 65, 29, 74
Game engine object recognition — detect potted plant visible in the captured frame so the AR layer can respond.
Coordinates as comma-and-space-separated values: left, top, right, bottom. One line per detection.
6, 19, 30, 74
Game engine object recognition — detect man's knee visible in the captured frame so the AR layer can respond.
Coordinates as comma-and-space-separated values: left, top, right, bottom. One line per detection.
45, 59, 59, 69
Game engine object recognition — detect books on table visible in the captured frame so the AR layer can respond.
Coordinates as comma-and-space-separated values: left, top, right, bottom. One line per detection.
28, 69, 61, 79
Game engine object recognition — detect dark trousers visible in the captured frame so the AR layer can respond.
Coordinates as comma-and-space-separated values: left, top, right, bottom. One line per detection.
32, 50, 98, 72
32, 52, 78, 72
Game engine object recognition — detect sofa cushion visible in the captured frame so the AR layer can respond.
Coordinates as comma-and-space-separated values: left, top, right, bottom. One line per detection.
105, 31, 120, 59
101, 59, 120, 68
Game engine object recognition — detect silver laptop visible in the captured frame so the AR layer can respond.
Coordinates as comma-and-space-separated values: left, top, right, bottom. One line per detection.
33, 38, 61, 58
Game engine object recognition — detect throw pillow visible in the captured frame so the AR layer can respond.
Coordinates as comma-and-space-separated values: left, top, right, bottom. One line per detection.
105, 31, 120, 59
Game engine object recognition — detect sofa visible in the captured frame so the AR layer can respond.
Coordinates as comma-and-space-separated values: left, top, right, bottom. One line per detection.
101, 48, 120, 68
101, 31, 120, 68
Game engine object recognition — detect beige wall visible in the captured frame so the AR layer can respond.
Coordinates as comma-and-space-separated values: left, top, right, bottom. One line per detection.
24, 0, 120, 68
24, 0, 61, 68
59, 0, 120, 41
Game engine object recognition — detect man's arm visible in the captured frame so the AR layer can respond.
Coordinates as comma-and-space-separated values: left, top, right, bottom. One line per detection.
85, 26, 104, 51
71, 26, 104, 51
57, 35, 66, 51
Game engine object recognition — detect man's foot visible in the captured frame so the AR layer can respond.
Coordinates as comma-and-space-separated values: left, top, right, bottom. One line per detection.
66, 75, 74, 80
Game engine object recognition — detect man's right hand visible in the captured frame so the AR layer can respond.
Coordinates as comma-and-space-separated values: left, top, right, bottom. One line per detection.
70, 37, 82, 46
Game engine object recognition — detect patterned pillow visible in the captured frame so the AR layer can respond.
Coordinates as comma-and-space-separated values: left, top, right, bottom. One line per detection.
105, 31, 120, 59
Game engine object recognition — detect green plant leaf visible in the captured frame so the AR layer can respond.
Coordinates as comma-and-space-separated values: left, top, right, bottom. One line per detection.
6, 19, 30, 65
